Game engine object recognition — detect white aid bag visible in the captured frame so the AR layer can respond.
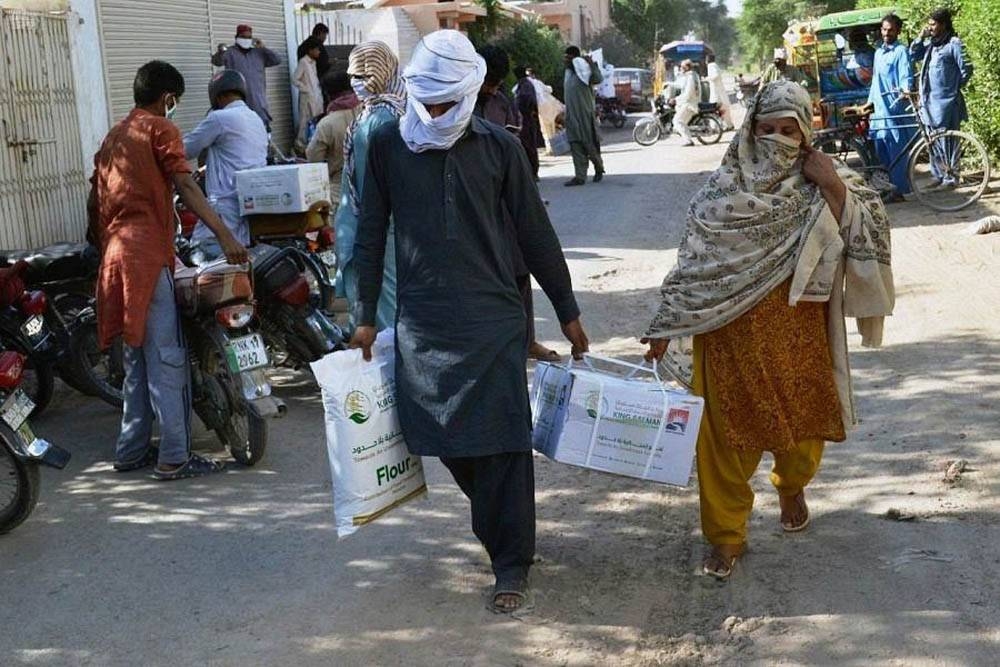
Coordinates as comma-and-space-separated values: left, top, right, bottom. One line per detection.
531, 354, 704, 487
311, 329, 426, 537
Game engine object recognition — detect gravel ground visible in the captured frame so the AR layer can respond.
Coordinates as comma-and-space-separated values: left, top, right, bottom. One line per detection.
3, 115, 1000, 666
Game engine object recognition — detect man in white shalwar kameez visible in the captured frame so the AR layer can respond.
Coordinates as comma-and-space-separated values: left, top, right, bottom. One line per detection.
673, 60, 701, 146
706, 54, 734, 130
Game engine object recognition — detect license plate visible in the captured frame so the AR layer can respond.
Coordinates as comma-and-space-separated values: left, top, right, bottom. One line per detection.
1, 389, 35, 431
319, 250, 336, 268
20, 315, 44, 339
225, 333, 269, 374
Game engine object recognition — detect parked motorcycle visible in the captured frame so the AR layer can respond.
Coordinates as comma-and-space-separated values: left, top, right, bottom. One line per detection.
596, 95, 627, 129
1, 243, 123, 408
0, 349, 70, 534
174, 257, 286, 465
175, 168, 339, 315
632, 94, 724, 147
248, 205, 338, 316
247, 244, 345, 368
0, 261, 60, 417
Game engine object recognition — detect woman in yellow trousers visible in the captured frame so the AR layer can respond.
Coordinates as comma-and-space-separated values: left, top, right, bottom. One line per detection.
643, 81, 895, 580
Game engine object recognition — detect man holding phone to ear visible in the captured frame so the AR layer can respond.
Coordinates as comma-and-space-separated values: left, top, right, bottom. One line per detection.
212, 24, 281, 131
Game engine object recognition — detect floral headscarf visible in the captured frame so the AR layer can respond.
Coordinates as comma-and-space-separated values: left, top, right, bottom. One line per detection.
645, 80, 893, 387
343, 41, 406, 215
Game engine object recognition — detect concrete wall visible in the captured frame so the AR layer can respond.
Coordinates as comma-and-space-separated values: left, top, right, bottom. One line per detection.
66, 0, 109, 167
0, 0, 109, 172
520, 0, 611, 46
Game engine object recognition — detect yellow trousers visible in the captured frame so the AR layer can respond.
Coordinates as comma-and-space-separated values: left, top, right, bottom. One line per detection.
692, 335, 825, 546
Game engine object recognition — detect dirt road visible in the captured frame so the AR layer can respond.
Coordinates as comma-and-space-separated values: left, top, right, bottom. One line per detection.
3, 120, 1000, 666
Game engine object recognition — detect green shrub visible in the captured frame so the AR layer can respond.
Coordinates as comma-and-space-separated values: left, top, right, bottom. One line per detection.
493, 20, 568, 98
858, 0, 1000, 161
955, 1, 1000, 161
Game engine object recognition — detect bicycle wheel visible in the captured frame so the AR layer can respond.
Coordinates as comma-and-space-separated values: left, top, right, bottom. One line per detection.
908, 130, 991, 212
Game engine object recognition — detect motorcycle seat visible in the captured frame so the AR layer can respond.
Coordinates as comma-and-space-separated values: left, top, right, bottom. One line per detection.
1, 242, 98, 284
698, 102, 720, 113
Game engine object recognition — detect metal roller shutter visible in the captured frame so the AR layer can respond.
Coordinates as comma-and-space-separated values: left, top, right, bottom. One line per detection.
97, 0, 212, 134
209, 1, 294, 153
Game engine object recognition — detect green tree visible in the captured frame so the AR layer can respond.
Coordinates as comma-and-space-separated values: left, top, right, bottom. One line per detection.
493, 19, 567, 95
611, 0, 738, 65
738, 0, 856, 69
611, 0, 691, 55
468, 0, 509, 44
584, 26, 648, 67
690, 1, 737, 64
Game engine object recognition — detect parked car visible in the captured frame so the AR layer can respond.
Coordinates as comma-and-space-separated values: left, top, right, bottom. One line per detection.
611, 68, 653, 112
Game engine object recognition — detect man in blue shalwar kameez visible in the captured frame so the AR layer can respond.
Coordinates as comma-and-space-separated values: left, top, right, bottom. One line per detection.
910, 7, 973, 186
349, 30, 590, 615
867, 13, 915, 199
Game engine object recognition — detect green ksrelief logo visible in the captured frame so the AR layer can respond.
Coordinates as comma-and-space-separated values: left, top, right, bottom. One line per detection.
584, 391, 608, 419
344, 390, 372, 424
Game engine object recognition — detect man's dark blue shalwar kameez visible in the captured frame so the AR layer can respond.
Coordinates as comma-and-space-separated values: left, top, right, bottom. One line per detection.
353, 115, 579, 586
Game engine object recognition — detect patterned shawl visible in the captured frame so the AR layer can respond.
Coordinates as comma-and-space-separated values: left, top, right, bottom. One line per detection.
343, 41, 406, 215
645, 81, 894, 386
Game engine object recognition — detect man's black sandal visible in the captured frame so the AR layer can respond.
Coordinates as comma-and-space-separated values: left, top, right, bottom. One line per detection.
152, 454, 224, 481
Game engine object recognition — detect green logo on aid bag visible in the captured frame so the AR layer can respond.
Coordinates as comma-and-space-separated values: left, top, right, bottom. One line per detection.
344, 390, 372, 424
584, 391, 608, 419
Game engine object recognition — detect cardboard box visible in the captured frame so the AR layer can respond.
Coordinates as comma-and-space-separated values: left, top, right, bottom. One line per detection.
235, 163, 330, 215
531, 360, 703, 487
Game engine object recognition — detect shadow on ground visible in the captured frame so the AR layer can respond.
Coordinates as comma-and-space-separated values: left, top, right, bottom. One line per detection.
4, 325, 1000, 665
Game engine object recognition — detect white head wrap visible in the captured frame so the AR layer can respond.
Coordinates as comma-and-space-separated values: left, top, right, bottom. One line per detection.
572, 56, 592, 85
399, 30, 487, 153
773, 47, 788, 61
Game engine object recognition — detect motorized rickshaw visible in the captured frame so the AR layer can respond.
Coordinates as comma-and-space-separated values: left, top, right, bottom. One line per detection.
655, 39, 715, 101
782, 20, 821, 111
812, 6, 908, 128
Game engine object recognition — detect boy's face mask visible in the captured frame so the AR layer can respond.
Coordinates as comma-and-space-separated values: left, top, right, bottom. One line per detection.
235, 37, 253, 50
164, 94, 178, 120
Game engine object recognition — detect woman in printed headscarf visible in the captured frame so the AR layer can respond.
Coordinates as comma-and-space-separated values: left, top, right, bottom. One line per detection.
334, 40, 406, 332
642, 81, 894, 580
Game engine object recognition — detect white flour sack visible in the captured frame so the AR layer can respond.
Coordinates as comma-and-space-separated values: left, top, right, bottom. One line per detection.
310, 329, 427, 537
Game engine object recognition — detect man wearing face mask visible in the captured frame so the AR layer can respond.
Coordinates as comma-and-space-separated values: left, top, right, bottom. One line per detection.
643, 81, 893, 581
212, 24, 280, 130
183, 70, 268, 264
88, 61, 248, 481
349, 30, 590, 614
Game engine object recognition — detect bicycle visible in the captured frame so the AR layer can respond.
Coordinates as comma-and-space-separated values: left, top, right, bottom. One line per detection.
812, 90, 991, 212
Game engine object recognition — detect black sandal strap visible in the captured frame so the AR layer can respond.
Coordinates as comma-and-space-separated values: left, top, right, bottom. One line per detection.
153, 454, 224, 481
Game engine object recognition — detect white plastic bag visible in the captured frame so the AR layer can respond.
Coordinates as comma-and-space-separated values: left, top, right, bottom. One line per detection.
310, 329, 426, 537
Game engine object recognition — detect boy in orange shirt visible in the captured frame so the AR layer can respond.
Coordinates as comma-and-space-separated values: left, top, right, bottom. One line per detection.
88, 60, 247, 480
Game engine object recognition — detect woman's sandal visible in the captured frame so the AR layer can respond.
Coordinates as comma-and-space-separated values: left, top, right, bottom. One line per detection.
702, 544, 746, 581
780, 492, 810, 533
489, 578, 531, 615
